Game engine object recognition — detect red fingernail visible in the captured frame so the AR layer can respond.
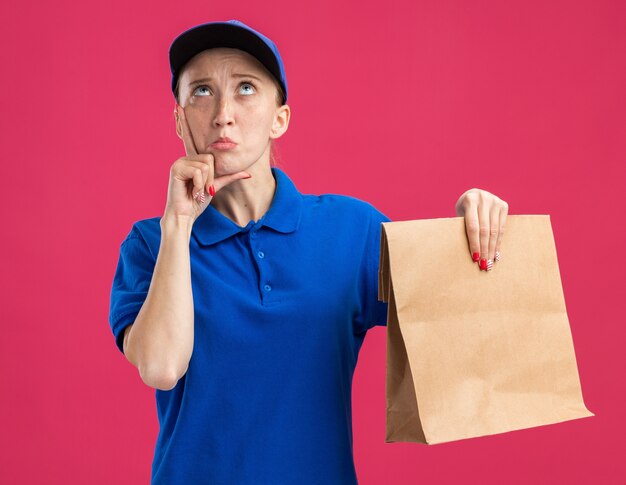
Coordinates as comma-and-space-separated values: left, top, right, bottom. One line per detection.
209, 184, 215, 196
480, 258, 487, 270
472, 252, 480, 262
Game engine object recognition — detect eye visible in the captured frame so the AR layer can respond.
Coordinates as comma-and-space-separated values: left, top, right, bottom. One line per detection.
191, 81, 256, 98
192, 85, 210, 97
240, 81, 256, 95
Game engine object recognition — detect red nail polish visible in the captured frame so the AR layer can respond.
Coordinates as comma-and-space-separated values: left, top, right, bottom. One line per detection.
480, 258, 487, 270
472, 252, 480, 262
209, 184, 216, 196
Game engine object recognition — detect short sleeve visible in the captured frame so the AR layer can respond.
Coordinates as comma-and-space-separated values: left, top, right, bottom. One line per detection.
355, 204, 392, 334
108, 224, 156, 355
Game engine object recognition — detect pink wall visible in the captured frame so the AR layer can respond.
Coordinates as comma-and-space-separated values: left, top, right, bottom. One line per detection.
1, 0, 623, 483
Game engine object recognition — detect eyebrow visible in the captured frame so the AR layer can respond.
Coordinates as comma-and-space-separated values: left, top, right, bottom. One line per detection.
188, 74, 263, 87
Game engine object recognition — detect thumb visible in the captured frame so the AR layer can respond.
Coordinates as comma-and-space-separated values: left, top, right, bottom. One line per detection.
208, 171, 253, 195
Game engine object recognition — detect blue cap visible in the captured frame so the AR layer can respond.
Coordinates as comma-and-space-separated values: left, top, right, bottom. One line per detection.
169, 19, 288, 104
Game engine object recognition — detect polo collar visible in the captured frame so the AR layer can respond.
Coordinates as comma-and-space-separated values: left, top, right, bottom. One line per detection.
190, 167, 303, 246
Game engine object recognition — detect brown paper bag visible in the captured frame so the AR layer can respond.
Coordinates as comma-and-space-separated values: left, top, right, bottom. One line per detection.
378, 215, 594, 444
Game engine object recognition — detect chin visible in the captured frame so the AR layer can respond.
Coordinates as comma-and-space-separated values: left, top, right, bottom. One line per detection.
212, 156, 248, 177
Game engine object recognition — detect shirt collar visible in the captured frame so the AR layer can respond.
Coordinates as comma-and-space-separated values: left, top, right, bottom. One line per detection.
190, 167, 303, 246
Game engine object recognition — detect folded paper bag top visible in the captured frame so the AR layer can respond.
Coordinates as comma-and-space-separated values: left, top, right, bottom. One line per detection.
378, 214, 594, 445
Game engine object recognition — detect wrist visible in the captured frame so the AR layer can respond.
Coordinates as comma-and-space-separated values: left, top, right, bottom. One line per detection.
160, 213, 194, 239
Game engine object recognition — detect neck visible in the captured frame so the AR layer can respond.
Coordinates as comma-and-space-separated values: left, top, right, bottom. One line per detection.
210, 161, 276, 228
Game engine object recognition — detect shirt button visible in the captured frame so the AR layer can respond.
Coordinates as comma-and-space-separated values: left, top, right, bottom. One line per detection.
251, 231, 257, 238
264, 284, 272, 292
257, 251, 265, 259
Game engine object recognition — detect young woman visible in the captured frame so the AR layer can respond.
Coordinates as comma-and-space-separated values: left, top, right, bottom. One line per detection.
109, 19, 509, 484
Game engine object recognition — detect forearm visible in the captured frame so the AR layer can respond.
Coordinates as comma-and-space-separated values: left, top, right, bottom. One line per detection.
126, 215, 195, 390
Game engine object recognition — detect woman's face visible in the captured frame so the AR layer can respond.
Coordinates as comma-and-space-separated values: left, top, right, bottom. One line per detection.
175, 47, 290, 177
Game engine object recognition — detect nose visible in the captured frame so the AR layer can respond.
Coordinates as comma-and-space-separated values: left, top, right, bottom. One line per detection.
212, 95, 235, 127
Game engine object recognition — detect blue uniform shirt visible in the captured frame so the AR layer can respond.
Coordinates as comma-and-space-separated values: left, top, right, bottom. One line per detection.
109, 167, 391, 484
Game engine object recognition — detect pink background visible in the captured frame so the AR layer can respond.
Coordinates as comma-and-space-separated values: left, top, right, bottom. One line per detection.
1, 0, 624, 483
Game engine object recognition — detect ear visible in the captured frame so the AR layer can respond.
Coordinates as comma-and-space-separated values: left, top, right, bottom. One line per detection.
269, 104, 291, 140
174, 107, 183, 140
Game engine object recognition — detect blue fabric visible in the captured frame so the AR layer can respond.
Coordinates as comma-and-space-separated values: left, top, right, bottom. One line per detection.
109, 167, 391, 484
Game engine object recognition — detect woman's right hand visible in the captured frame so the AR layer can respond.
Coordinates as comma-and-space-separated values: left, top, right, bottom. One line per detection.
163, 104, 252, 221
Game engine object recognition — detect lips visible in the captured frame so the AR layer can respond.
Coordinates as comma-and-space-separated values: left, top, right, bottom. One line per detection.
212, 136, 235, 144
210, 137, 237, 150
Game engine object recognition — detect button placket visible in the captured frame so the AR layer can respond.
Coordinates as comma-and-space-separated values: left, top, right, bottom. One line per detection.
248, 225, 275, 303
258, 248, 270, 295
